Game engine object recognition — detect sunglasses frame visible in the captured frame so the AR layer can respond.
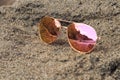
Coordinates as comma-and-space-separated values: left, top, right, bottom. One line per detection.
38, 16, 98, 53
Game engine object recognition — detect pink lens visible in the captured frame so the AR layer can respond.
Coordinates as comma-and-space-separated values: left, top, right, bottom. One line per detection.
68, 23, 97, 53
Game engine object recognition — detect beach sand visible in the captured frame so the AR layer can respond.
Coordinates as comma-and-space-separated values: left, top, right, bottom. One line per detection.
0, 0, 120, 80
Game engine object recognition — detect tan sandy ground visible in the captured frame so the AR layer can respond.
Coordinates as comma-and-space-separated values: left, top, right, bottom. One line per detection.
0, 0, 15, 6
0, 0, 120, 80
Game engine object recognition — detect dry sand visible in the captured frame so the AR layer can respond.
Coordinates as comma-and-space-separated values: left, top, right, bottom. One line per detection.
0, 0, 15, 6
0, 0, 120, 80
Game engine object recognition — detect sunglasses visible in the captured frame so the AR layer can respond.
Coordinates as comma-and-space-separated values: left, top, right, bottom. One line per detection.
38, 16, 98, 53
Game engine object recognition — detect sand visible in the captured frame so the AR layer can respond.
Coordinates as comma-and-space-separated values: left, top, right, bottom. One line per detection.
0, 0, 120, 80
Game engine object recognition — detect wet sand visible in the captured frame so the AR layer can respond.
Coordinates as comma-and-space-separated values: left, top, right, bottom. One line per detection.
0, 0, 120, 80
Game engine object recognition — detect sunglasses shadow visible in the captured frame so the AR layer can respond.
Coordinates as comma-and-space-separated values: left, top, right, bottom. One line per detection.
49, 39, 70, 47
93, 45, 109, 53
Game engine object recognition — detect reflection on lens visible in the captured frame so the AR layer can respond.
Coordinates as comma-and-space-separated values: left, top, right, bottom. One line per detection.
68, 23, 97, 53
38, 16, 61, 43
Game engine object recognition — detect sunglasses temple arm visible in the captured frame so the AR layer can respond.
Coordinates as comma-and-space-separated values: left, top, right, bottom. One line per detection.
57, 19, 73, 29
49, 16, 72, 29
57, 19, 72, 24
49, 16, 72, 23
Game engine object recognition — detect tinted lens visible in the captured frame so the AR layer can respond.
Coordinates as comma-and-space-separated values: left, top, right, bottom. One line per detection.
38, 16, 61, 43
67, 23, 97, 53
